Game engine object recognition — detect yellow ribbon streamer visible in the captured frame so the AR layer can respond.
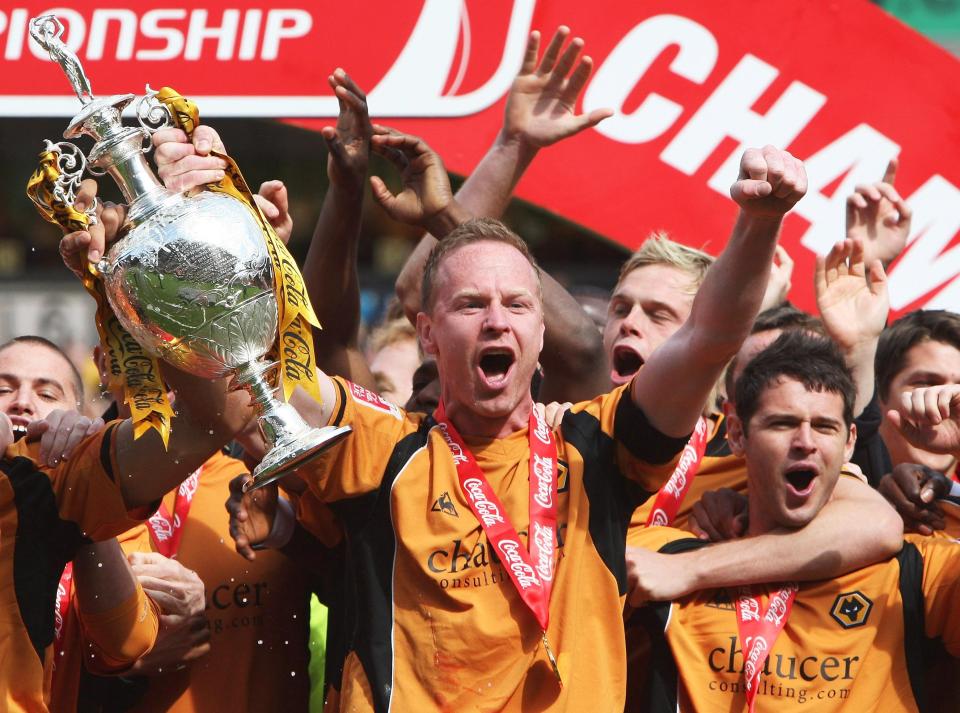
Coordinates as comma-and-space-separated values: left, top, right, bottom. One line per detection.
155, 87, 323, 404
26, 150, 174, 446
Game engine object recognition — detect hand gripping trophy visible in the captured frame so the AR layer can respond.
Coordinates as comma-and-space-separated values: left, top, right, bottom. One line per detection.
26, 14, 350, 489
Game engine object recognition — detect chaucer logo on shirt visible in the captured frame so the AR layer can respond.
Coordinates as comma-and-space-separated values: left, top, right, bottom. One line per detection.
830, 591, 873, 629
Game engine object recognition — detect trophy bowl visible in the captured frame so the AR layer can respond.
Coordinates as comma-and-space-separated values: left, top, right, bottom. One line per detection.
29, 13, 350, 488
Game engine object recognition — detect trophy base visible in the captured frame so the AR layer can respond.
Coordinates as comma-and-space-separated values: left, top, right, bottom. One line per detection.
248, 424, 352, 491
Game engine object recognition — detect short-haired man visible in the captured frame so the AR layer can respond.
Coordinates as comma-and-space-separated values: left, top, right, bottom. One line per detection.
229, 144, 901, 711
630, 331, 960, 712
875, 310, 960, 538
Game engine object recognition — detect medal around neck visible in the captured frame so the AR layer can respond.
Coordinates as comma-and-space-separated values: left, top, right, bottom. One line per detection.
26, 14, 350, 488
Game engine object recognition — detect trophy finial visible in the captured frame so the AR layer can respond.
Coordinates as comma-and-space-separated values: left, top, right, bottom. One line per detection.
30, 15, 95, 105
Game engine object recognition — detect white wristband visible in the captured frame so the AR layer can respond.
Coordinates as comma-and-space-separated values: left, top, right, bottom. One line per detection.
260, 496, 295, 550
948, 480, 960, 500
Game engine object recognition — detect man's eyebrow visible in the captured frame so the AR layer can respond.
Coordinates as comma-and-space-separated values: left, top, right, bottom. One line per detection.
903, 369, 946, 382
0, 373, 66, 394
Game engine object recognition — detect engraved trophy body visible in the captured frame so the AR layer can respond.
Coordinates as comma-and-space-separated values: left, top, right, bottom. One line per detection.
30, 14, 350, 488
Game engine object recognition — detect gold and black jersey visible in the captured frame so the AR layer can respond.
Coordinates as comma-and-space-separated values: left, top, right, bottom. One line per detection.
632, 527, 960, 712
1, 424, 148, 712
295, 377, 686, 712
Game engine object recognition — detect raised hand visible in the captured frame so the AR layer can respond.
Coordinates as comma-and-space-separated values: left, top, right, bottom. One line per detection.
815, 237, 889, 354
253, 180, 293, 244
58, 178, 127, 275
730, 146, 807, 218
26, 409, 105, 467
846, 158, 912, 268
887, 383, 960, 455
322, 68, 372, 196
152, 125, 227, 193
369, 127, 470, 237
226, 473, 278, 561
502, 27, 612, 150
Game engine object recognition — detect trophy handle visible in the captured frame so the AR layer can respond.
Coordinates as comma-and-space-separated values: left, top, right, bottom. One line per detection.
36, 140, 99, 226
136, 86, 175, 145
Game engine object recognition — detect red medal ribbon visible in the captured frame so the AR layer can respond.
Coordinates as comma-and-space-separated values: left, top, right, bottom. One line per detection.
735, 583, 798, 713
147, 466, 201, 558
646, 416, 709, 526
434, 401, 558, 632
52, 562, 73, 668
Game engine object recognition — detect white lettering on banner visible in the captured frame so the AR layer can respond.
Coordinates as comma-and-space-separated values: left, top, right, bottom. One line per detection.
661, 53, 826, 182
796, 124, 900, 254
584, 14, 718, 144
531, 521, 555, 582
887, 176, 960, 309
648, 508, 670, 526
462, 478, 505, 526
4, 7, 959, 308
3, 8, 310, 63
497, 540, 540, 588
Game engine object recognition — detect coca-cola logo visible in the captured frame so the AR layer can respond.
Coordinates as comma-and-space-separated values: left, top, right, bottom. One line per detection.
438, 425, 470, 466
738, 596, 761, 622
743, 635, 768, 689
149, 511, 173, 542
349, 381, 400, 418
531, 521, 554, 582
648, 508, 670, 527
497, 539, 540, 589
462, 477, 504, 526
764, 586, 796, 627
532, 408, 553, 446
177, 469, 200, 499
531, 454, 554, 508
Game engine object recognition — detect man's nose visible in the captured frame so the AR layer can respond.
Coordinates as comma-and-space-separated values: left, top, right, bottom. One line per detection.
7, 387, 36, 417
791, 423, 816, 452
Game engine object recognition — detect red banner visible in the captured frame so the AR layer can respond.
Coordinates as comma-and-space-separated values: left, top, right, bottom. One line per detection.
4, 1, 959, 315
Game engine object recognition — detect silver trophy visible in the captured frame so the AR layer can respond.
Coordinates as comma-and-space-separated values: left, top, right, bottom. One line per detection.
30, 14, 350, 488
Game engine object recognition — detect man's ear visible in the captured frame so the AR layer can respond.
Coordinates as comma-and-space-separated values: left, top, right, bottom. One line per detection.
844, 422, 857, 463
726, 412, 747, 457
417, 312, 438, 357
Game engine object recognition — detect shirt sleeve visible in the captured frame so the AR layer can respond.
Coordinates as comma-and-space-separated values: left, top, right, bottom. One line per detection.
296, 377, 422, 501
76, 581, 160, 674
914, 535, 960, 655
31, 422, 151, 542
567, 382, 690, 493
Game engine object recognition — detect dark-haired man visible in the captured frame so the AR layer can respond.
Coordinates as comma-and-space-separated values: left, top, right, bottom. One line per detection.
630, 331, 960, 712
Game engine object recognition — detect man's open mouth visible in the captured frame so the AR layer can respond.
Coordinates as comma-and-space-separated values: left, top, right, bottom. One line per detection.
611, 345, 644, 384
10, 423, 28, 441
478, 349, 516, 388
785, 468, 817, 496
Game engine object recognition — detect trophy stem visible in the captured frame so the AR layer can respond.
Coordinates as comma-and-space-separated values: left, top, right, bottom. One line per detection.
234, 360, 351, 490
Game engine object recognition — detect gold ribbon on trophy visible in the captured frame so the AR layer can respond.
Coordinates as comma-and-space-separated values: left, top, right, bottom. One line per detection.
26, 150, 174, 445
153, 87, 323, 405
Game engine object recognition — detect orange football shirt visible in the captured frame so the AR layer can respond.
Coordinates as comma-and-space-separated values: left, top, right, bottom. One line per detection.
296, 377, 686, 712
632, 526, 960, 712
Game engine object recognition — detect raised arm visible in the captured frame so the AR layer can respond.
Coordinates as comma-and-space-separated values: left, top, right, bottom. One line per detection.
815, 236, 889, 416
394, 27, 611, 317
633, 147, 807, 437
626, 475, 902, 603
301, 70, 376, 387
